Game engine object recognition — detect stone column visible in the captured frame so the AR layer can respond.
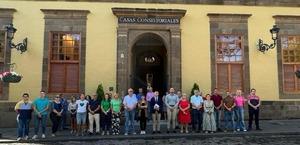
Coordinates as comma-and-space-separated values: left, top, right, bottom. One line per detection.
170, 28, 182, 91
116, 27, 129, 97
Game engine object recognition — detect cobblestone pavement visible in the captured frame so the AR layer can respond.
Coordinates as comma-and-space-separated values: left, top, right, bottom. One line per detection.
4, 135, 300, 145
1, 120, 300, 144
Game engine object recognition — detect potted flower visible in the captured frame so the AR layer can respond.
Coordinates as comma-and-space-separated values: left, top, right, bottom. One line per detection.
0, 71, 22, 83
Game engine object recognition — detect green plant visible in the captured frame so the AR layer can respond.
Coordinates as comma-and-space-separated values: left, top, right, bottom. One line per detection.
96, 83, 104, 102
190, 83, 200, 97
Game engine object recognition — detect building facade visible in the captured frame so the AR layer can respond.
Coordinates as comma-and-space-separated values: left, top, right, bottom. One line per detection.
0, 0, 300, 127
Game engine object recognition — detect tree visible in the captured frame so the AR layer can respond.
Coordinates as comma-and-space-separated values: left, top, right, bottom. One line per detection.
190, 83, 200, 97
96, 83, 104, 102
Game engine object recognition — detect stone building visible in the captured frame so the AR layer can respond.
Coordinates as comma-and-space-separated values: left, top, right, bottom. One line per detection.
0, 0, 299, 127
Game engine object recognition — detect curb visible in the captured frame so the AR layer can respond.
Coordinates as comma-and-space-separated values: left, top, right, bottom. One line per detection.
1, 131, 300, 143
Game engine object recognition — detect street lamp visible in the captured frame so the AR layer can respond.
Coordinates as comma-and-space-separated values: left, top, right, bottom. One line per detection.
4, 24, 27, 53
258, 25, 280, 53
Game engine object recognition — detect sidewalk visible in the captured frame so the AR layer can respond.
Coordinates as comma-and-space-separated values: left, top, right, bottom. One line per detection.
1, 119, 300, 143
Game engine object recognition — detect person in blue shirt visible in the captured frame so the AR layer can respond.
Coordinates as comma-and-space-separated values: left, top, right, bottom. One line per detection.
190, 89, 204, 133
15, 93, 33, 141
32, 90, 50, 140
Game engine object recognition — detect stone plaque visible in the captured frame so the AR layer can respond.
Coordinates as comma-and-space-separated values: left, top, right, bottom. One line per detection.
118, 16, 180, 24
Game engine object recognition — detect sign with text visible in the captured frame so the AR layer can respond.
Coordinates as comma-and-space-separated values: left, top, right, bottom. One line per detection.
118, 16, 180, 24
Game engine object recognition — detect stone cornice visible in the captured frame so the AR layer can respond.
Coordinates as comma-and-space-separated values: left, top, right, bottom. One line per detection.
207, 13, 252, 23
112, 8, 186, 18
273, 15, 300, 24
12, 0, 300, 7
40, 9, 90, 19
0, 8, 16, 18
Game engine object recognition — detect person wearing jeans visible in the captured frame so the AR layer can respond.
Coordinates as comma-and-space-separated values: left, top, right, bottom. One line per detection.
211, 88, 223, 131
190, 90, 204, 133
223, 94, 236, 132
248, 88, 262, 131
15, 93, 33, 141
123, 88, 138, 135
32, 91, 50, 140
165, 88, 179, 133
88, 94, 100, 135
234, 90, 247, 132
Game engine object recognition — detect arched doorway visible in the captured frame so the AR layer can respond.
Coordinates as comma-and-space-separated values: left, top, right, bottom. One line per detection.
131, 33, 167, 95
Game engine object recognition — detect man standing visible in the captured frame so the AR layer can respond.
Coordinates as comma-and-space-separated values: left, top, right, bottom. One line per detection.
15, 93, 33, 141
248, 88, 262, 131
32, 91, 50, 139
211, 88, 223, 131
59, 94, 68, 130
223, 93, 236, 132
190, 89, 204, 133
150, 91, 163, 134
123, 88, 138, 135
88, 94, 100, 135
165, 88, 179, 133
136, 88, 144, 101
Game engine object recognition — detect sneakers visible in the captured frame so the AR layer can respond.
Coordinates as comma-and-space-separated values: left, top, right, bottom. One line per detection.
124, 133, 128, 136
32, 135, 38, 140
243, 129, 247, 132
132, 132, 136, 135
101, 132, 105, 136
24, 136, 29, 140
16, 137, 22, 141
140, 131, 146, 135
106, 131, 110, 135
237, 129, 240, 132
51, 134, 55, 137
42, 134, 46, 139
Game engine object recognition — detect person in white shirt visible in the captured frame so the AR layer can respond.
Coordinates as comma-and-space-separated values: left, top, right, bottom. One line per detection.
75, 93, 89, 136
123, 88, 138, 135
190, 89, 204, 133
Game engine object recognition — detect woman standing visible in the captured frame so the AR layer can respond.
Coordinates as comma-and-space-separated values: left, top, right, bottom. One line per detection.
138, 96, 148, 134
110, 93, 122, 135
202, 94, 216, 133
248, 88, 262, 131
101, 93, 111, 135
177, 93, 191, 133
68, 96, 77, 134
76, 93, 89, 136
50, 95, 64, 137
234, 90, 247, 132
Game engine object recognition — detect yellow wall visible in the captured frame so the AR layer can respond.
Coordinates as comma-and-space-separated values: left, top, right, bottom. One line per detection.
0, 0, 299, 102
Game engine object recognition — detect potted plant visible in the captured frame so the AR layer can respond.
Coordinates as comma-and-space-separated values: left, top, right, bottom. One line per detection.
0, 63, 22, 83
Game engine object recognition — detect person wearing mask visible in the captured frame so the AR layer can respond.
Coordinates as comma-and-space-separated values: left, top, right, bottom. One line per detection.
15, 93, 33, 141
165, 88, 179, 133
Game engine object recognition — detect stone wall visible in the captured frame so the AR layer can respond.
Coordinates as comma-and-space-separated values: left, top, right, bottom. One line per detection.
1, 101, 300, 128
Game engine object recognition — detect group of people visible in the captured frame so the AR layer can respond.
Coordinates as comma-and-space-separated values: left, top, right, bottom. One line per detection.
14, 87, 262, 141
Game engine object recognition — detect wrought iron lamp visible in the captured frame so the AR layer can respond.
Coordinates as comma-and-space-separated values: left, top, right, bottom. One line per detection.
258, 25, 280, 53
4, 24, 27, 53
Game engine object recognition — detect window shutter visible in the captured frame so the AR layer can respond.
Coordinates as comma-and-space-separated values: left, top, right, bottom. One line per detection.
49, 63, 65, 93
65, 64, 79, 92
231, 64, 243, 91
283, 64, 295, 92
217, 64, 229, 92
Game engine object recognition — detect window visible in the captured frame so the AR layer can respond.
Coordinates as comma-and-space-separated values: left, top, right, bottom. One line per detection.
215, 35, 244, 93
281, 36, 300, 93
48, 32, 80, 93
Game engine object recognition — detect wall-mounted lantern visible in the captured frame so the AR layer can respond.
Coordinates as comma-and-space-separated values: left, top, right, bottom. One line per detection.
258, 25, 280, 53
4, 24, 27, 53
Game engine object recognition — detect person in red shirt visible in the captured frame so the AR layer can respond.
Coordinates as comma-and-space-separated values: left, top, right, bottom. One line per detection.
211, 88, 223, 131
